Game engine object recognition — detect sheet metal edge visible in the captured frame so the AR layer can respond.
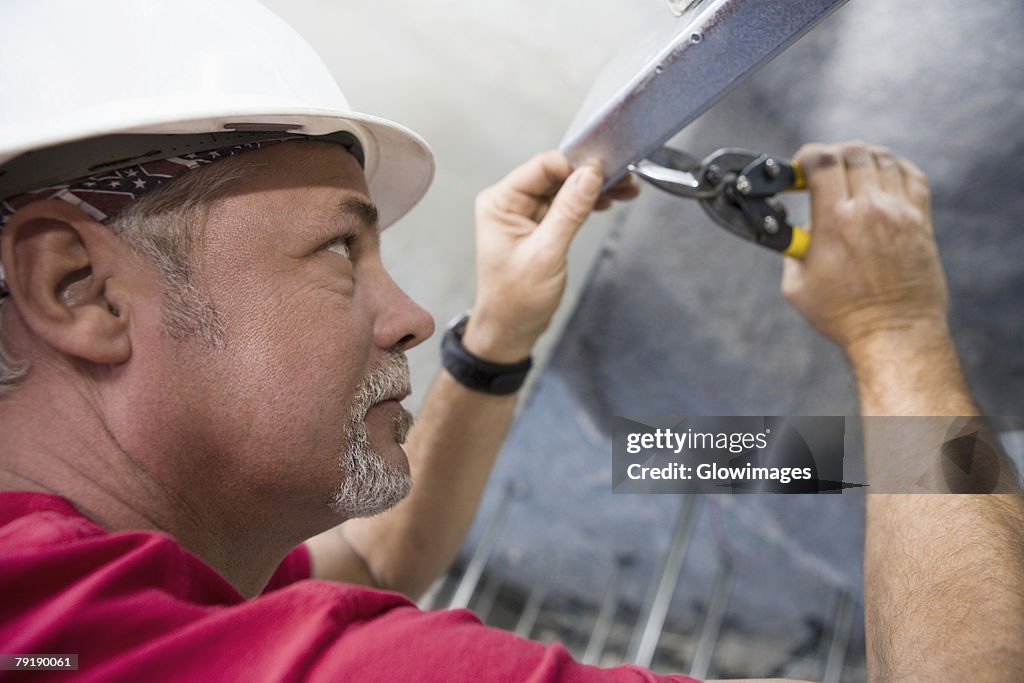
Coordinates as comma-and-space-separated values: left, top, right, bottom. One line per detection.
560, 0, 848, 187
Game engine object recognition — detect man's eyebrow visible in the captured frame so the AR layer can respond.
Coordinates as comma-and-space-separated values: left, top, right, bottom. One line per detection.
338, 196, 380, 232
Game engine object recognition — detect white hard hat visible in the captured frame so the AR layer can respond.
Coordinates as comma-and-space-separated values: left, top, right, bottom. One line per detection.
0, 0, 434, 229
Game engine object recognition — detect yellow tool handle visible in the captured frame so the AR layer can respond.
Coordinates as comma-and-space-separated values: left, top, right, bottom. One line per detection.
783, 225, 811, 259
779, 160, 809, 258
789, 160, 807, 191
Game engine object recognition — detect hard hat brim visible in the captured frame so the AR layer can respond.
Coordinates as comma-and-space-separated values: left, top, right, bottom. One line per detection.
0, 108, 435, 230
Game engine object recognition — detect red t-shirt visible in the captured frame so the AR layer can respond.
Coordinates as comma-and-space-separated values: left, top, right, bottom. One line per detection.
0, 492, 699, 682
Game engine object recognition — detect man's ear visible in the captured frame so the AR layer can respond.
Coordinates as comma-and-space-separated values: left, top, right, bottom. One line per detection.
1, 200, 133, 365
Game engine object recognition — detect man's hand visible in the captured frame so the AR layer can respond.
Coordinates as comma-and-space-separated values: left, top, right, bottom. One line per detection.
781, 141, 949, 359
465, 151, 639, 362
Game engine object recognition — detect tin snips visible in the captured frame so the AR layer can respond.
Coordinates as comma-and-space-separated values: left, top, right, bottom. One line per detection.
629, 147, 810, 259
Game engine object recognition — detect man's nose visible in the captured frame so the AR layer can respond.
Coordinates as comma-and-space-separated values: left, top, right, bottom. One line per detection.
372, 270, 435, 352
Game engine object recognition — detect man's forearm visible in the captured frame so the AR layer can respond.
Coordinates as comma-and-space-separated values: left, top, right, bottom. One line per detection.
853, 325, 1024, 681
849, 321, 975, 417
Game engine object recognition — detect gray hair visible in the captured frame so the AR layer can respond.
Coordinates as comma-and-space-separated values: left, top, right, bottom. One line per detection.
0, 153, 259, 394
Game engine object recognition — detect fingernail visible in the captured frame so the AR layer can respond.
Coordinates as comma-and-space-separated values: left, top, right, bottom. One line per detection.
576, 166, 602, 199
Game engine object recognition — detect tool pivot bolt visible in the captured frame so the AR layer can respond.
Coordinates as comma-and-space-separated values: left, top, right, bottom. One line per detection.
736, 175, 752, 194
763, 216, 780, 234
764, 158, 781, 178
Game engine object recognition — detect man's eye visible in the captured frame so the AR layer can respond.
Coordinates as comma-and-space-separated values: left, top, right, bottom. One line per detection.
326, 235, 356, 260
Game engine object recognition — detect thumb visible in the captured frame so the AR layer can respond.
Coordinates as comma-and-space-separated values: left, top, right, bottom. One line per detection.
780, 253, 806, 306
536, 165, 602, 253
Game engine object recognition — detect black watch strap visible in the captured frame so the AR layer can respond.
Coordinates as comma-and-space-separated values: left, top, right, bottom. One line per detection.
441, 313, 532, 395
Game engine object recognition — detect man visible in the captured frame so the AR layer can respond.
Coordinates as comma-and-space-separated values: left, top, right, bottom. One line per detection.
1, 3, 1021, 683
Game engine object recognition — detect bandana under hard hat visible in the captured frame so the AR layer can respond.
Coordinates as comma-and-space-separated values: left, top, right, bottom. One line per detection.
0, 133, 363, 298
0, 141, 284, 231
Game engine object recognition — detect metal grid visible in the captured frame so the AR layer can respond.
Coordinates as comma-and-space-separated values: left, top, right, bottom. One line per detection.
419, 492, 866, 681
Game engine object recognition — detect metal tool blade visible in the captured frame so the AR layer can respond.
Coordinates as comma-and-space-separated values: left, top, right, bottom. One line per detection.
630, 147, 721, 199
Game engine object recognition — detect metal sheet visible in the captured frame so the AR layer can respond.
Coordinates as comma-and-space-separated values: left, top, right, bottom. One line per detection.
560, 0, 847, 186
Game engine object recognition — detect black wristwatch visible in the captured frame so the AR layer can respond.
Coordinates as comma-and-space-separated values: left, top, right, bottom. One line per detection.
441, 312, 532, 395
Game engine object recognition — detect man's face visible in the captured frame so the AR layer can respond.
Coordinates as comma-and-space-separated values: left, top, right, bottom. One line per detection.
150, 141, 434, 521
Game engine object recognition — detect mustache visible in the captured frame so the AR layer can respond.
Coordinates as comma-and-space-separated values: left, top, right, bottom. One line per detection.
352, 352, 411, 415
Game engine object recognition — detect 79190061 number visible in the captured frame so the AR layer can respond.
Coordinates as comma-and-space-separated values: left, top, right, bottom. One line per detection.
0, 654, 79, 670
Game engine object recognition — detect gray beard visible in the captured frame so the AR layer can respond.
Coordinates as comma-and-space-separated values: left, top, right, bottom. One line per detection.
329, 352, 414, 518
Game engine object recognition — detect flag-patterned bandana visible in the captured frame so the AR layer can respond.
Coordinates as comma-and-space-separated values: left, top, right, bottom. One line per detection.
0, 139, 284, 298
